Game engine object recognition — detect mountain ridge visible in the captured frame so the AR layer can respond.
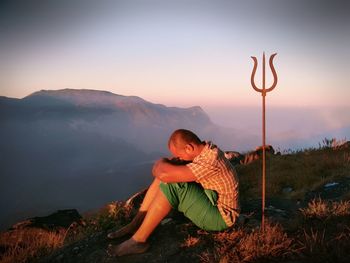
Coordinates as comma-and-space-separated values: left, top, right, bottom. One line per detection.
1, 88, 255, 232
24, 89, 207, 113
1, 89, 212, 127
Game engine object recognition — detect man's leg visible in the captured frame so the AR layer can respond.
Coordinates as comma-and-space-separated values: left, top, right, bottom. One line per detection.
107, 178, 162, 239
139, 177, 162, 211
133, 189, 172, 242
108, 189, 172, 256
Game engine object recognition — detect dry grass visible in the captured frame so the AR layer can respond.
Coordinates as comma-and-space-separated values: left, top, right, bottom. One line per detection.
0, 228, 66, 263
297, 198, 350, 262
299, 228, 326, 255
298, 226, 350, 262
198, 206, 350, 263
319, 138, 347, 150
300, 198, 350, 218
344, 152, 350, 163
0, 201, 132, 263
237, 144, 350, 201
181, 235, 200, 248
331, 200, 350, 216
200, 222, 296, 263
300, 198, 328, 218
234, 223, 296, 262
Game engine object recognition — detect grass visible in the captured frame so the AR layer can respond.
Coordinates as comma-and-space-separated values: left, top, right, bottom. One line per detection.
298, 224, 350, 263
297, 198, 350, 263
237, 142, 350, 201
198, 198, 350, 263
199, 222, 297, 263
300, 198, 350, 218
0, 228, 66, 263
181, 235, 200, 248
235, 223, 295, 261
0, 201, 131, 263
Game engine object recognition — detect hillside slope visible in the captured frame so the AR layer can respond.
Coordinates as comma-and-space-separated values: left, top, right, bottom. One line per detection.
1, 144, 349, 263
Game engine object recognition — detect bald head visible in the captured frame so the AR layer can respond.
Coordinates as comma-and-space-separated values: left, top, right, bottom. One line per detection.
168, 129, 202, 149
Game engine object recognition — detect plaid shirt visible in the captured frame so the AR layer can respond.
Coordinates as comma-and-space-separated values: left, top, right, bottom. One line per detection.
187, 142, 240, 227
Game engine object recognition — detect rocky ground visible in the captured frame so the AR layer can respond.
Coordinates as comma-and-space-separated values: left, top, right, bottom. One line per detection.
36, 175, 350, 263
2, 143, 349, 263
34, 198, 332, 262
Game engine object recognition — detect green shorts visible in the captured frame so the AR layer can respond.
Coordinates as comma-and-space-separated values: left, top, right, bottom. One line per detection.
159, 182, 228, 231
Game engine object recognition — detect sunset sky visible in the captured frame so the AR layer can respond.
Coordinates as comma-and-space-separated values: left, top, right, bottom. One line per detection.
1, 0, 349, 108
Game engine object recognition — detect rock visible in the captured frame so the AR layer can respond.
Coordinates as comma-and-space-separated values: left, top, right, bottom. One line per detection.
282, 187, 293, 194
324, 182, 339, 188
10, 209, 83, 231
305, 177, 350, 201
161, 218, 173, 225
225, 151, 244, 165
266, 205, 287, 216
226, 145, 275, 165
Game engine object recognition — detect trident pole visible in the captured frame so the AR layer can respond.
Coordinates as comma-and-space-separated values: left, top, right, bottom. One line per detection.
250, 52, 278, 230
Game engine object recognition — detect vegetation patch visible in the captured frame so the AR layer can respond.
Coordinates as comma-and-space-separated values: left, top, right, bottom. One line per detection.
300, 198, 350, 218
0, 228, 66, 263
200, 222, 297, 263
237, 141, 350, 201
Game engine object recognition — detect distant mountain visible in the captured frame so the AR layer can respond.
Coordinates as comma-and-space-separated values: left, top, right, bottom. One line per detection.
0, 89, 214, 151
0, 89, 256, 230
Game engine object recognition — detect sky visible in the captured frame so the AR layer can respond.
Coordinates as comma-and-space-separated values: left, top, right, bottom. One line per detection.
1, 0, 349, 107
0, 0, 349, 148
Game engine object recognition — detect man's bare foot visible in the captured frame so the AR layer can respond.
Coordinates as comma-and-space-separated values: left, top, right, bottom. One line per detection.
107, 223, 137, 239
107, 211, 146, 239
107, 238, 150, 257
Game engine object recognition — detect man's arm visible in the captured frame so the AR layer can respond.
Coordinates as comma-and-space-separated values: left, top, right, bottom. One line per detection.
152, 158, 196, 183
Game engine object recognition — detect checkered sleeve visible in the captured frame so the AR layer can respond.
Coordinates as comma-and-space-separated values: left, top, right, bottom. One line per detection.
187, 158, 219, 181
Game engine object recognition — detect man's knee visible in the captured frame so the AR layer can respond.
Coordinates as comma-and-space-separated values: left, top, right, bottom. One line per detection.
153, 177, 161, 185
149, 178, 162, 190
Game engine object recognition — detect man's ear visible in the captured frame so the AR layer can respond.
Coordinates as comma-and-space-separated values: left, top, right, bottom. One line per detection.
185, 143, 194, 153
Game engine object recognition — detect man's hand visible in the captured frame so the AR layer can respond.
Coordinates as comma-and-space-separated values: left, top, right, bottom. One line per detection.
152, 158, 196, 183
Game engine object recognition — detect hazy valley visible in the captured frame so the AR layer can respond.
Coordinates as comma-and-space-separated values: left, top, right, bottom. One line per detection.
0, 89, 256, 229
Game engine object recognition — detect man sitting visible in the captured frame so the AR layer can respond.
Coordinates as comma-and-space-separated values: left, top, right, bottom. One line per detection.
107, 129, 240, 256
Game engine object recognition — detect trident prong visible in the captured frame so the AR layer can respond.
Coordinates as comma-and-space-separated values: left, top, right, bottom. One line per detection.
251, 52, 278, 95
250, 52, 278, 231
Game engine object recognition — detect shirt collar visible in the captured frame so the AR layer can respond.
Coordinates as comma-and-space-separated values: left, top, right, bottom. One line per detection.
194, 141, 213, 161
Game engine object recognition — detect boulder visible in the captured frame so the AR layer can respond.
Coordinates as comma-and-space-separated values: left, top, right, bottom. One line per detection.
10, 209, 83, 231
225, 145, 275, 165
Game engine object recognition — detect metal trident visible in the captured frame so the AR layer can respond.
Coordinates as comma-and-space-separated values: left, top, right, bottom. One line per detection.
250, 52, 278, 230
